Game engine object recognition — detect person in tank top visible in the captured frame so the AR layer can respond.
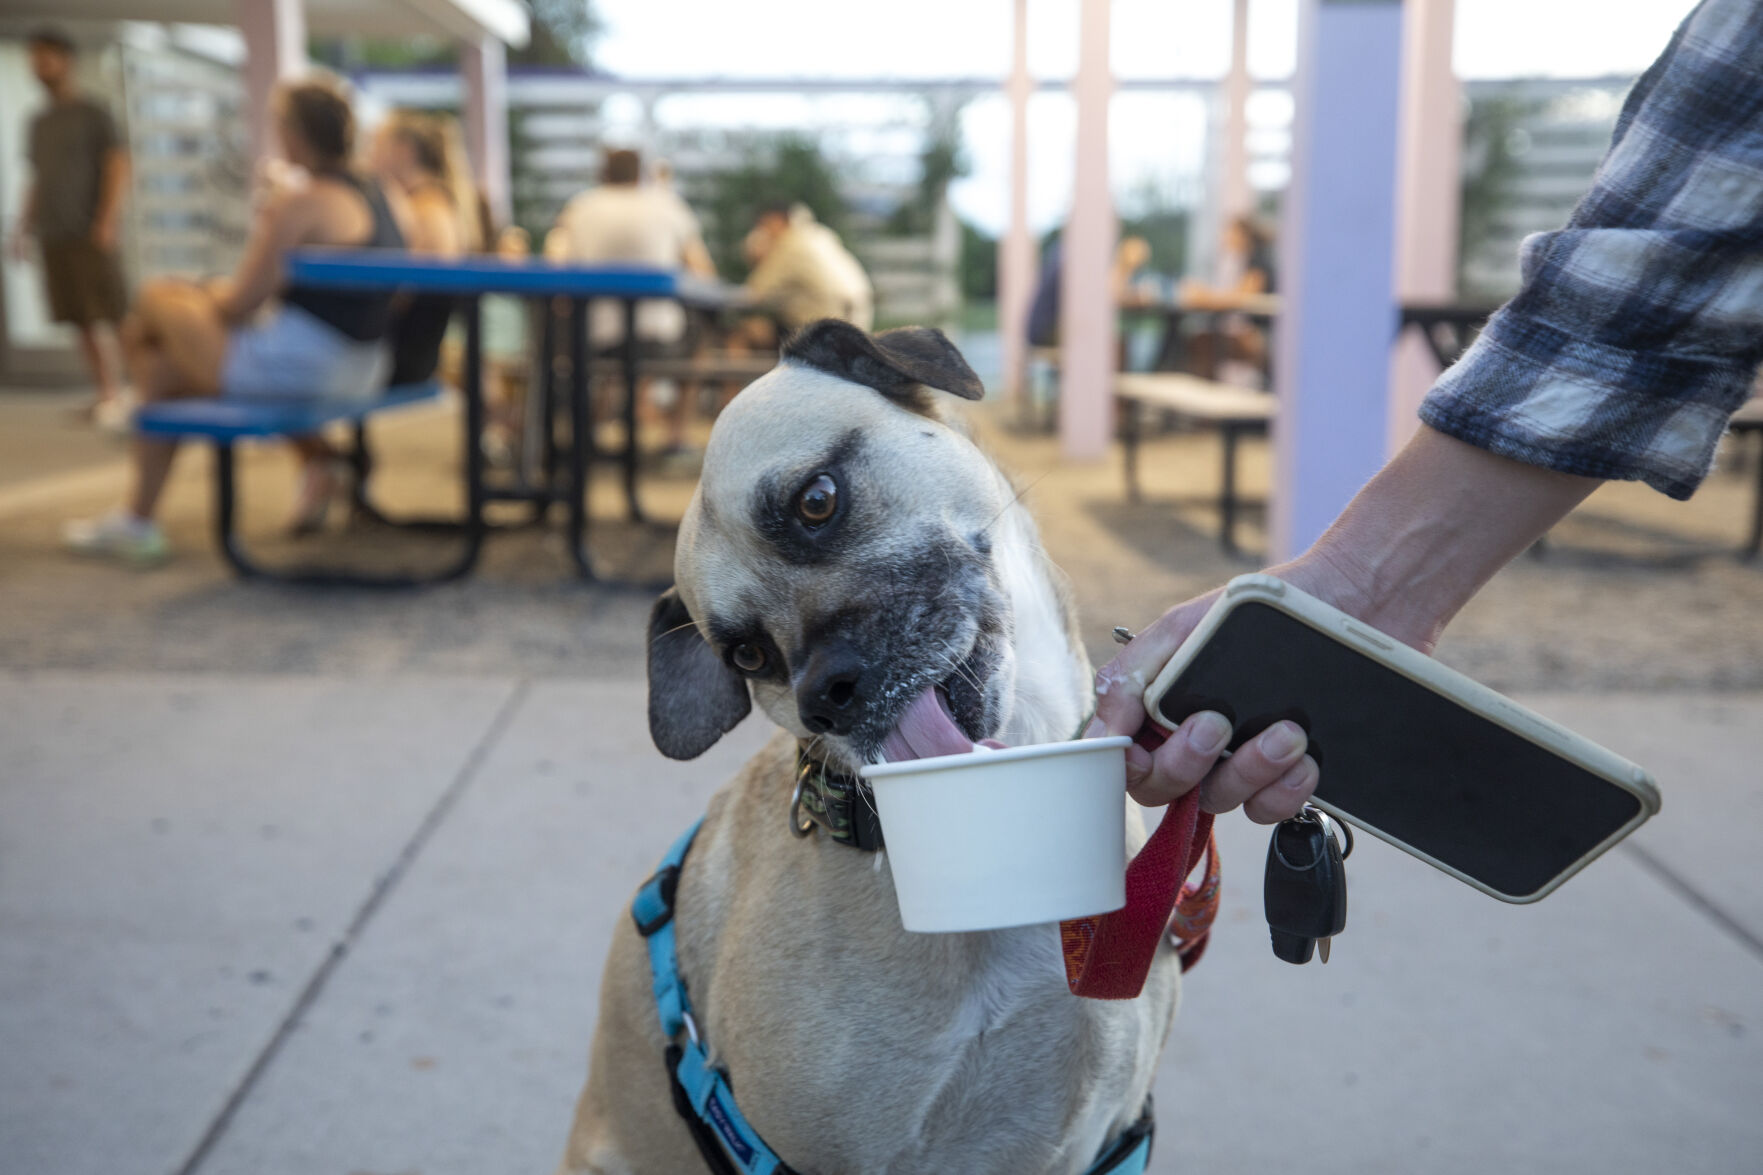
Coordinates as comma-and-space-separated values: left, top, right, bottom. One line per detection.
64, 75, 413, 565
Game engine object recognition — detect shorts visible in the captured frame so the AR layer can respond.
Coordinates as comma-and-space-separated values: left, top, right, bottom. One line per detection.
41, 237, 127, 326
222, 304, 389, 402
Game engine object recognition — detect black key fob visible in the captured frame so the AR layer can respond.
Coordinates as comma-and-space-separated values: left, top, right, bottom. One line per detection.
1264, 806, 1349, 964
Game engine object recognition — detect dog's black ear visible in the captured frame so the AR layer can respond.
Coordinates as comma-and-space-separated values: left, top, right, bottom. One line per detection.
647, 587, 751, 760
783, 319, 984, 403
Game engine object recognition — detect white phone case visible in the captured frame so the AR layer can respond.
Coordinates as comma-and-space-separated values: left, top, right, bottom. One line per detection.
1143, 574, 1661, 903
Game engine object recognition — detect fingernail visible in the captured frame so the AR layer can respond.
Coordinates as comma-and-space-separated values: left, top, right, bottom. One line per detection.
1186, 712, 1232, 756
1259, 721, 1303, 762
1083, 717, 1107, 739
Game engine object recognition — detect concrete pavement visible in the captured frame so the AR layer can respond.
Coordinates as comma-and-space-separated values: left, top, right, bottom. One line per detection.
3, 673, 1758, 1175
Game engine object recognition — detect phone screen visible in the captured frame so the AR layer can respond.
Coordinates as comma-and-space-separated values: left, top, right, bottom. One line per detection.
1156, 602, 1643, 898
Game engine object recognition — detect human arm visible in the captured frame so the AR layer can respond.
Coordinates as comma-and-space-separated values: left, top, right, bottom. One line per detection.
91, 147, 129, 252
682, 237, 716, 278
8, 183, 35, 260
1093, 0, 1763, 820
210, 189, 313, 326
403, 188, 464, 257
1090, 425, 1599, 817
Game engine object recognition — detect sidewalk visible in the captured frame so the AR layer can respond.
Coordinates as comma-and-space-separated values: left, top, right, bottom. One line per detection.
3, 672, 1758, 1175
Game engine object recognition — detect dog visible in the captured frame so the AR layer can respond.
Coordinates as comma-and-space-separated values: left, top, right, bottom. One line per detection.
557, 320, 1179, 1174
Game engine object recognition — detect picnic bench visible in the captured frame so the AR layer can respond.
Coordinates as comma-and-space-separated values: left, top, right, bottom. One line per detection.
136, 381, 454, 586
1115, 372, 1275, 556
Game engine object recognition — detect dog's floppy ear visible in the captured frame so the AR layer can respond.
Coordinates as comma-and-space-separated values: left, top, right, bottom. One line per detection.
783, 319, 984, 403
647, 587, 751, 760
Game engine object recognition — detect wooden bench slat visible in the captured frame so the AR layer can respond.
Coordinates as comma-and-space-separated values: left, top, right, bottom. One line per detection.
1115, 373, 1275, 421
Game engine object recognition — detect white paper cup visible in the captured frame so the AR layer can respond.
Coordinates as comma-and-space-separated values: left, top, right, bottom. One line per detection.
859, 736, 1133, 933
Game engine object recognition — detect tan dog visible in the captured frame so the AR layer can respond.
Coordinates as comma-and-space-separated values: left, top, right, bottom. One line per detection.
558, 321, 1179, 1174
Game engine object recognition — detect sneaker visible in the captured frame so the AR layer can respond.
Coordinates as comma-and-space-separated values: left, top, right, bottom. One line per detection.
63, 512, 170, 566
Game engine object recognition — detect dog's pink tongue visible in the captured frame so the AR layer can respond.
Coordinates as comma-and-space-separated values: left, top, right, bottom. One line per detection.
880, 686, 987, 762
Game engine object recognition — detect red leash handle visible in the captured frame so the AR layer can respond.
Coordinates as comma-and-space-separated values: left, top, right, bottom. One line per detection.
1059, 721, 1220, 999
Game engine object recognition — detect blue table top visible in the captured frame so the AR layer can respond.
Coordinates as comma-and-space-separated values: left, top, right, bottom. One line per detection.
285, 250, 744, 307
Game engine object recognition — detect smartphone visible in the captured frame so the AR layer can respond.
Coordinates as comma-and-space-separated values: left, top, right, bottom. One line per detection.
1142, 574, 1660, 903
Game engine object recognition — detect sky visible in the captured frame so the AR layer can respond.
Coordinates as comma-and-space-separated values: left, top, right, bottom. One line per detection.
585, 0, 1701, 235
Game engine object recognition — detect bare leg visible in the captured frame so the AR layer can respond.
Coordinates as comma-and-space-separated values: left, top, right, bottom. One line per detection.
128, 434, 181, 521
127, 278, 229, 397
115, 283, 227, 522
74, 323, 121, 404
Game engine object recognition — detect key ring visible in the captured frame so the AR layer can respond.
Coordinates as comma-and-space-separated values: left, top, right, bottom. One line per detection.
1305, 804, 1354, 860
788, 765, 817, 839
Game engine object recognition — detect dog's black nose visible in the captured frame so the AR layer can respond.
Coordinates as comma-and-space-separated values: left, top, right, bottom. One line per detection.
797, 645, 867, 736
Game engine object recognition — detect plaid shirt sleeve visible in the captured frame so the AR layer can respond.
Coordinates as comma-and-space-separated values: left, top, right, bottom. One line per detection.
1420, 0, 1763, 500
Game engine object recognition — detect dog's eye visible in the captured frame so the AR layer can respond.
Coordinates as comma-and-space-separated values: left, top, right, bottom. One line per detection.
730, 643, 767, 674
795, 474, 838, 526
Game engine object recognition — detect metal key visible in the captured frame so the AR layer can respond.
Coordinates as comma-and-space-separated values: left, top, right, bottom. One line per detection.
1263, 805, 1349, 964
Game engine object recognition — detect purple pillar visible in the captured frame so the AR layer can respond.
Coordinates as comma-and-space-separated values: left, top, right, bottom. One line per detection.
1270, 0, 1404, 560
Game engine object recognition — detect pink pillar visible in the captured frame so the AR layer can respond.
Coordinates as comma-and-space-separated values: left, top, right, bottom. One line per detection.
1216, 0, 1252, 281
1387, 0, 1461, 453
1059, 0, 1116, 462
1270, 0, 1403, 561
997, 0, 1034, 406
235, 0, 306, 162
462, 36, 512, 229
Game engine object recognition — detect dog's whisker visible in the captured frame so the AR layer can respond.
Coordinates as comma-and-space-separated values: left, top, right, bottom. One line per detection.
978, 470, 1050, 537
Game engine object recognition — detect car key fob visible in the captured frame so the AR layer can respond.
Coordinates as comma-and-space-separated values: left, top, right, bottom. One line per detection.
1264, 805, 1348, 964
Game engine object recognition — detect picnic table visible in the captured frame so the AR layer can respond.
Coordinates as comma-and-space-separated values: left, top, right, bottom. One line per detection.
284, 250, 748, 583
1121, 291, 1280, 374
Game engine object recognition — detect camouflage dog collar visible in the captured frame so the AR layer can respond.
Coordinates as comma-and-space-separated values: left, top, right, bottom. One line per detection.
790, 748, 886, 852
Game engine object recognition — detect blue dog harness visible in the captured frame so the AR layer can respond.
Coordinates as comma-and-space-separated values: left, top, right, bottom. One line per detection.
632, 818, 1156, 1175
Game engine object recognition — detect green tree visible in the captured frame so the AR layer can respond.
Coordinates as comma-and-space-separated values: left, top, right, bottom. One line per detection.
1459, 93, 1543, 300
511, 0, 601, 68
959, 220, 997, 303
887, 100, 971, 237
699, 135, 849, 280
310, 1, 599, 71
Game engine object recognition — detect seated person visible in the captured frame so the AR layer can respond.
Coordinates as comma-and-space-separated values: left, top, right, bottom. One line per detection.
1180, 215, 1277, 386
64, 76, 408, 564
743, 201, 873, 334
288, 107, 481, 533
1025, 234, 1152, 348
553, 147, 716, 450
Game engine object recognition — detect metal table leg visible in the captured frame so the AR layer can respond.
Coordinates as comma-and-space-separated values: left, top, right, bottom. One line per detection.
1121, 396, 1144, 502
568, 297, 596, 580
1220, 423, 1241, 556
621, 297, 645, 523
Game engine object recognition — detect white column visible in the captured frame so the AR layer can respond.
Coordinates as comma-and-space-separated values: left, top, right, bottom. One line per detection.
1059, 0, 1116, 461
1216, 0, 1253, 282
461, 35, 512, 228
998, 0, 1035, 406
1387, 0, 1461, 453
235, 0, 306, 163
1270, 0, 1404, 560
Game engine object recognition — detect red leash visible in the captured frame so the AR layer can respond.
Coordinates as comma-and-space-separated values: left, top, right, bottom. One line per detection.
1060, 723, 1221, 999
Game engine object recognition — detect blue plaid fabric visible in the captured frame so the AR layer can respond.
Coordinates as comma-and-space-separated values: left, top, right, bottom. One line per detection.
1421, 0, 1763, 500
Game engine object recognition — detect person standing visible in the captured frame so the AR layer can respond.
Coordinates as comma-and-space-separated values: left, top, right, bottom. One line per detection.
10, 29, 131, 422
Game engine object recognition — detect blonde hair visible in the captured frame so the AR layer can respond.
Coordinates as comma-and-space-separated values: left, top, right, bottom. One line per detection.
384, 109, 484, 252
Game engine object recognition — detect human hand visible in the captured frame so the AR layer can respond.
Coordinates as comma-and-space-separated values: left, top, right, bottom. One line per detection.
1086, 554, 1378, 822
7, 226, 31, 263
